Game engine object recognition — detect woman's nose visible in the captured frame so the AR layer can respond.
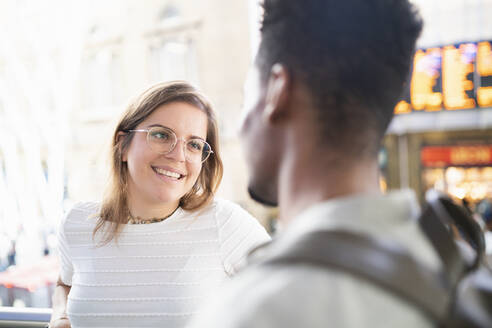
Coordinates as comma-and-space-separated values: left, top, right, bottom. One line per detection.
165, 139, 187, 162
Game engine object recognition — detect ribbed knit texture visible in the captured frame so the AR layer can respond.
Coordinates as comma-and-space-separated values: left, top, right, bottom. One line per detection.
57, 198, 270, 328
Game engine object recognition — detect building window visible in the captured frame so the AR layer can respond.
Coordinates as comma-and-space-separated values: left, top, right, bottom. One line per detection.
81, 47, 124, 109
148, 38, 198, 85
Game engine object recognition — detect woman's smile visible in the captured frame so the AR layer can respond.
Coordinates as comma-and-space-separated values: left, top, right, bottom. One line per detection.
152, 165, 186, 181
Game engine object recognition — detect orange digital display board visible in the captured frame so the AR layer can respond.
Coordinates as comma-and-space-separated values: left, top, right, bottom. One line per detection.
421, 145, 492, 167
477, 41, 492, 107
395, 41, 492, 114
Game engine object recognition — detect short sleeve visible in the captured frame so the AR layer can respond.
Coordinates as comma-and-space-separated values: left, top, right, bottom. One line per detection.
56, 208, 75, 286
216, 200, 271, 275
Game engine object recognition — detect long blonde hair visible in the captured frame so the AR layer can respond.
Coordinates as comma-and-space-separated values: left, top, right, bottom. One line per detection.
94, 81, 223, 244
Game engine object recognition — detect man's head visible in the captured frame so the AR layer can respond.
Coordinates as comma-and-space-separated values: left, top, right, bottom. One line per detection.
241, 0, 422, 206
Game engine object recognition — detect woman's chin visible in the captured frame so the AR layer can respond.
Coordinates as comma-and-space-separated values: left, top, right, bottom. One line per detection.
152, 192, 183, 206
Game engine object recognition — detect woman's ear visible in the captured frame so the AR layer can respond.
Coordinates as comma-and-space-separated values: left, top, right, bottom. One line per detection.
117, 132, 128, 162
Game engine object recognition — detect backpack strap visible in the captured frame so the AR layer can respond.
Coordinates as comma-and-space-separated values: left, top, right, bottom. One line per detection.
422, 194, 486, 274
262, 230, 450, 323
420, 195, 492, 327
418, 201, 469, 287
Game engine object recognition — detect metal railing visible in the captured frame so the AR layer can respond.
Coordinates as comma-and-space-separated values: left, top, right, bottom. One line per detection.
0, 307, 51, 328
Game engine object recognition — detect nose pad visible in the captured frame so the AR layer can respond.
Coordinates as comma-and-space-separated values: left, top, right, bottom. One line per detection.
165, 139, 187, 162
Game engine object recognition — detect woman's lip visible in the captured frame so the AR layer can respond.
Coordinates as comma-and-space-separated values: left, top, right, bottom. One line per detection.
151, 165, 186, 177
153, 167, 181, 181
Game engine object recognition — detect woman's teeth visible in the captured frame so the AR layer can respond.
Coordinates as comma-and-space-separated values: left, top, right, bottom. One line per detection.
154, 167, 181, 179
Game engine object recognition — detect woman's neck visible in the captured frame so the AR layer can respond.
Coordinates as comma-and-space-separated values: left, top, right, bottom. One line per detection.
127, 194, 179, 221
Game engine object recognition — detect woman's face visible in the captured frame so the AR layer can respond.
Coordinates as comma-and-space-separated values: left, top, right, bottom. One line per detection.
123, 101, 208, 208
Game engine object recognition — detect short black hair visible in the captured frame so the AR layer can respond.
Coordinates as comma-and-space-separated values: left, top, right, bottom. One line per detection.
257, 0, 423, 157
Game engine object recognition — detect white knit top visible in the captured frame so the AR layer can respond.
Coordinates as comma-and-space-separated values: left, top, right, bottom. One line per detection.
57, 198, 271, 328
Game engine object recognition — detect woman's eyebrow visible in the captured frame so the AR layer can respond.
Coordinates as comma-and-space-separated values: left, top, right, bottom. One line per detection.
146, 123, 206, 141
147, 123, 166, 128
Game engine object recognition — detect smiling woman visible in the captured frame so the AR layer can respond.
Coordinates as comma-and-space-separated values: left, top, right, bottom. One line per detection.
120, 101, 211, 226
100, 81, 223, 239
47, 81, 271, 328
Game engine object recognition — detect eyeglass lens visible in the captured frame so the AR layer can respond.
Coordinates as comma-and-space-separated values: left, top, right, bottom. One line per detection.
147, 127, 211, 162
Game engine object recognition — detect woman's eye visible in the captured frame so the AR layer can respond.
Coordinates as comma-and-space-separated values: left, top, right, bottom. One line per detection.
188, 140, 203, 152
151, 130, 171, 140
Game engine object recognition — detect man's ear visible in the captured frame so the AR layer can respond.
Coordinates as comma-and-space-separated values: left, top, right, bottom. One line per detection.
263, 63, 290, 123
117, 131, 128, 162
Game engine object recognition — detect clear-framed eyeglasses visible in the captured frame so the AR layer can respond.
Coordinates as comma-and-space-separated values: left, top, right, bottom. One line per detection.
128, 126, 213, 163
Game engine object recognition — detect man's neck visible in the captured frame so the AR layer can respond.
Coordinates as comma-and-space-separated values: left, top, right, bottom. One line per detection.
277, 153, 381, 226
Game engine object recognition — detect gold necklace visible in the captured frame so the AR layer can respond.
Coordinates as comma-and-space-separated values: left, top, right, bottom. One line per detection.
127, 215, 168, 224
127, 208, 178, 224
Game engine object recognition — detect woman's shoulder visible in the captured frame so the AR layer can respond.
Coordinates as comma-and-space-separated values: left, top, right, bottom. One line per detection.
62, 201, 100, 228
205, 198, 259, 227
209, 198, 271, 273
204, 198, 247, 216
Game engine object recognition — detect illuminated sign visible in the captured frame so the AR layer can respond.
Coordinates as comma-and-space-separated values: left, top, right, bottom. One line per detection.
395, 41, 492, 114
478, 41, 492, 107
421, 145, 492, 167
